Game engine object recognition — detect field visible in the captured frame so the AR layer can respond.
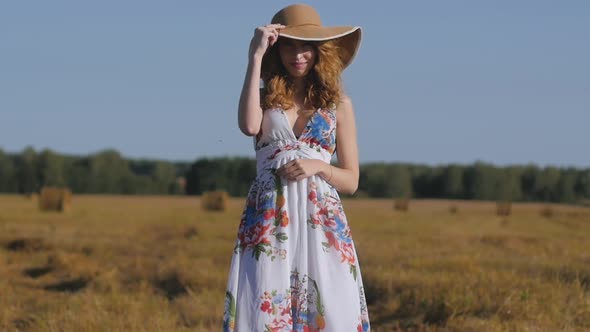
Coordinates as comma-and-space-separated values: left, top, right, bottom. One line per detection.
1, 194, 590, 331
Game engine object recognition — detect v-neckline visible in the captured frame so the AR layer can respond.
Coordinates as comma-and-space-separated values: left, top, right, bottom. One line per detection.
281, 108, 319, 140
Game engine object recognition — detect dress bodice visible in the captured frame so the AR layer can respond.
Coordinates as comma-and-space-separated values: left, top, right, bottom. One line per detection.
254, 109, 297, 149
254, 108, 337, 155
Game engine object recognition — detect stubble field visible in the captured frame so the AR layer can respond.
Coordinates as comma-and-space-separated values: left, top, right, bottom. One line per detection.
1, 194, 589, 331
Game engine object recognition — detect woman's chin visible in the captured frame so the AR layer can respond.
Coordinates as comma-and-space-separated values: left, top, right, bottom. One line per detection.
286, 69, 311, 79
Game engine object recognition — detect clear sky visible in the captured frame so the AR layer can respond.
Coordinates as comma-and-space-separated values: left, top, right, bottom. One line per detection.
1, 1, 588, 167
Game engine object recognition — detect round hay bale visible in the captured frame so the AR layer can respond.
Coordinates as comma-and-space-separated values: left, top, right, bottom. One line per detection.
201, 190, 229, 211
393, 198, 409, 212
39, 187, 72, 212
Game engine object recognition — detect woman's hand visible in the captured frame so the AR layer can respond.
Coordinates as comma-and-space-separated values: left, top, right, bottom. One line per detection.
249, 24, 286, 60
277, 159, 329, 182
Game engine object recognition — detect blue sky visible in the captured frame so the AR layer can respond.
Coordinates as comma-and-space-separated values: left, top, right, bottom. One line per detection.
1, 1, 588, 167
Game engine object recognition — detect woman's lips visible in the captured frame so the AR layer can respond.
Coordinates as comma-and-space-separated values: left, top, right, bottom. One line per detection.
291, 62, 306, 69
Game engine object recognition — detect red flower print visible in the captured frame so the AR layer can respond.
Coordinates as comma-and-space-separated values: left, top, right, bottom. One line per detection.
309, 216, 320, 225
264, 208, 275, 220
325, 231, 337, 248
308, 190, 317, 202
324, 219, 336, 228
261, 300, 272, 313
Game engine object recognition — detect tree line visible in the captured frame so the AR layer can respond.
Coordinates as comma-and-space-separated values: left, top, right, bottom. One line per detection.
0, 147, 189, 195
0, 147, 588, 203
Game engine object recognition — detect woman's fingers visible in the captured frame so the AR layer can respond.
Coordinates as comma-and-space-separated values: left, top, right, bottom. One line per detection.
260, 29, 277, 46
250, 24, 285, 57
256, 24, 285, 48
278, 160, 307, 181
265, 24, 286, 29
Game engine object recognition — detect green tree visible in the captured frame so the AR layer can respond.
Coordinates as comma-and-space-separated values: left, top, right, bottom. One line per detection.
533, 167, 561, 202
390, 164, 413, 198
37, 149, 65, 187
64, 157, 91, 193
442, 164, 464, 199
0, 149, 16, 192
15, 147, 38, 193
556, 168, 578, 203
231, 158, 256, 196
88, 149, 134, 193
364, 164, 391, 197
520, 164, 540, 201
410, 165, 444, 198
495, 167, 523, 201
153, 161, 177, 194
186, 158, 226, 195
464, 161, 499, 200
576, 169, 590, 199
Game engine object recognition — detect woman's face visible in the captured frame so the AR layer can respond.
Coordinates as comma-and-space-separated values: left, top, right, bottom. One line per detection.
278, 38, 316, 78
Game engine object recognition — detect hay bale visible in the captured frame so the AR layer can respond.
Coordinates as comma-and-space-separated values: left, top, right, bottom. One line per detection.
540, 205, 554, 218
449, 205, 459, 214
496, 201, 511, 217
39, 187, 72, 212
393, 198, 409, 212
201, 190, 229, 211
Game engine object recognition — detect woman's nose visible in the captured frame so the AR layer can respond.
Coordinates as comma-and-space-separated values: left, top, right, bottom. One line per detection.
294, 46, 307, 55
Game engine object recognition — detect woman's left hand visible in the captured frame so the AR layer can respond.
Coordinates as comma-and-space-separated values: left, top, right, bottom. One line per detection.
277, 159, 325, 182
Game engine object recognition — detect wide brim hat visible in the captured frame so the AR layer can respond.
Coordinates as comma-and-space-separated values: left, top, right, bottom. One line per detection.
261, 4, 362, 76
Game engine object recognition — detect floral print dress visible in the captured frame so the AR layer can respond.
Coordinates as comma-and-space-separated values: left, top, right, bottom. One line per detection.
223, 107, 370, 332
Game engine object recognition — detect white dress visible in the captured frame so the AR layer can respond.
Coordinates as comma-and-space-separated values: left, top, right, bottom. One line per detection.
223, 107, 370, 332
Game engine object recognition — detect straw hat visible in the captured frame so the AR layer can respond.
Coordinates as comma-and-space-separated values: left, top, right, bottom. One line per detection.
262, 4, 362, 75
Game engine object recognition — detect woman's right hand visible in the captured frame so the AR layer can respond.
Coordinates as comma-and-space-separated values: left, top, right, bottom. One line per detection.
249, 24, 286, 60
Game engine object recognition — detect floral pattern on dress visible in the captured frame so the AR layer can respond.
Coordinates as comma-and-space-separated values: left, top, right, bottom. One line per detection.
234, 168, 289, 261
299, 108, 337, 154
357, 285, 370, 332
223, 291, 236, 331
307, 181, 358, 280
260, 269, 326, 332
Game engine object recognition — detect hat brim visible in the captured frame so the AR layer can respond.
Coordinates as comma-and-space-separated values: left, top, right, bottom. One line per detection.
281, 26, 361, 69
279, 25, 360, 41
263, 26, 361, 75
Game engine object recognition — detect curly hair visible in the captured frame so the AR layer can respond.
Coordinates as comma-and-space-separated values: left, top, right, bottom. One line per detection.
261, 38, 343, 113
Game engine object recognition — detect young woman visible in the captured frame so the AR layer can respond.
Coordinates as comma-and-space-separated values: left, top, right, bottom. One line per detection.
224, 4, 370, 331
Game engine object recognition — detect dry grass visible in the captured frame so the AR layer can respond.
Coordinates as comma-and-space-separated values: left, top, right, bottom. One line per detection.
1, 195, 589, 331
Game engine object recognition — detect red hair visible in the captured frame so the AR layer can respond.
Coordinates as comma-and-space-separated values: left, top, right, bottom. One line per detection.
262, 38, 343, 113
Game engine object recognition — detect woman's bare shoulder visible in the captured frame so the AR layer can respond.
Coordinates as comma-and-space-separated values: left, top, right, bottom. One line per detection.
339, 94, 352, 106
336, 94, 354, 114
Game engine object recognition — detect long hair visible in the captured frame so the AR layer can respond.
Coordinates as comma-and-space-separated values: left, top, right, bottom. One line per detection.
262, 38, 343, 113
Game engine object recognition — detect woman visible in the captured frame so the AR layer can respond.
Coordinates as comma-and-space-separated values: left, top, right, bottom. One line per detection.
224, 4, 370, 331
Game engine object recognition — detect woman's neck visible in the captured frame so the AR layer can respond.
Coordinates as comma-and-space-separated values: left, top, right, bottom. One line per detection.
291, 77, 307, 107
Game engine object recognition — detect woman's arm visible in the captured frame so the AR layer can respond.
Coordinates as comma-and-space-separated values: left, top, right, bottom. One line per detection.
238, 24, 284, 136
317, 95, 359, 194
237, 56, 263, 136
